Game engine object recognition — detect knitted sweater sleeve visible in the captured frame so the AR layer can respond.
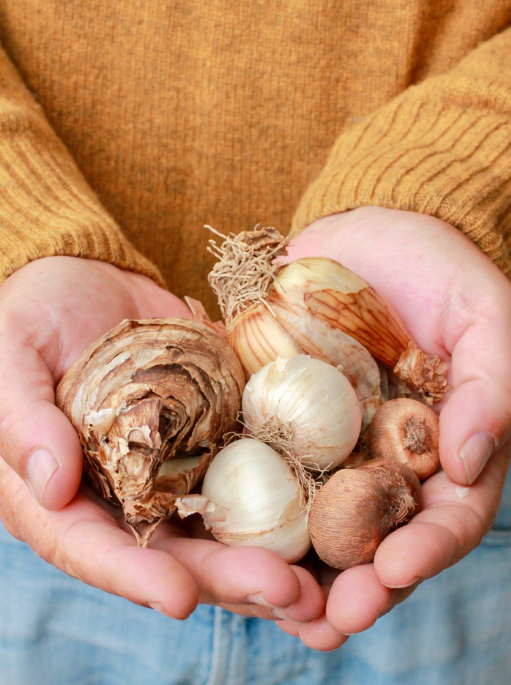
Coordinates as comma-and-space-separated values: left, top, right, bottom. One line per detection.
0, 44, 164, 287
293, 27, 511, 277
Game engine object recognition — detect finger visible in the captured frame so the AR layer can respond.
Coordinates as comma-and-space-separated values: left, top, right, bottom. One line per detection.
0, 329, 82, 509
278, 614, 348, 652
217, 568, 325, 623
208, 568, 327, 624
324, 564, 418, 636
282, 565, 327, 622
439, 285, 511, 485
325, 564, 393, 635
122, 271, 193, 320
374, 441, 510, 588
151, 532, 326, 623
0, 461, 198, 619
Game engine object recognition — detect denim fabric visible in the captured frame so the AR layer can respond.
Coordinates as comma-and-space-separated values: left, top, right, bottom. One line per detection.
1, 471, 511, 685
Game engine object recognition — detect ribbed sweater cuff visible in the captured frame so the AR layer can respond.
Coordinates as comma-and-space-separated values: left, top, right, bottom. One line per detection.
0, 120, 165, 288
293, 75, 511, 276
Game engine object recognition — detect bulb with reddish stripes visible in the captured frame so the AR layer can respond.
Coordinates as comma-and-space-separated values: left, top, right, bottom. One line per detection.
208, 226, 448, 406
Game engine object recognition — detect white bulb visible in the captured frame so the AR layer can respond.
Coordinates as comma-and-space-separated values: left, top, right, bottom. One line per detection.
242, 355, 361, 469
201, 438, 311, 563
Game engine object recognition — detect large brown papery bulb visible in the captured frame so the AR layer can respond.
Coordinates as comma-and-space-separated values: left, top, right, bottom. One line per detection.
56, 318, 245, 546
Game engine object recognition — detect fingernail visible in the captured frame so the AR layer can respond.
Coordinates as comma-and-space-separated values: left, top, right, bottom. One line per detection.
148, 602, 182, 620
270, 607, 312, 624
245, 592, 277, 609
26, 449, 59, 505
385, 576, 422, 589
459, 432, 495, 485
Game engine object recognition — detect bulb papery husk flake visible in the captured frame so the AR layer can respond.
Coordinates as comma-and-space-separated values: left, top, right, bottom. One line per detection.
56, 318, 245, 546
208, 227, 448, 404
393, 342, 448, 404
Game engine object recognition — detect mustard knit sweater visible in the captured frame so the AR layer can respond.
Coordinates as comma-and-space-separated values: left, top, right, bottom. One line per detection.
1, 1, 511, 316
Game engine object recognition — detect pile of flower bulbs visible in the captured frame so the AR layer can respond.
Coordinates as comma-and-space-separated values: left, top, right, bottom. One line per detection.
175, 228, 443, 569
56, 227, 442, 567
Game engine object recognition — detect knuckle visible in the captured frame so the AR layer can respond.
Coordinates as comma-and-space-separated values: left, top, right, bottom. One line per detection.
41, 516, 76, 576
0, 458, 29, 541
28, 519, 67, 578
0, 408, 27, 475
0, 455, 70, 575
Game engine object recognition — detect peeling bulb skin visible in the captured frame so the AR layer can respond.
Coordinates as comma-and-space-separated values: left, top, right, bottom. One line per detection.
229, 304, 302, 379
303, 284, 409, 368
56, 318, 245, 546
273, 257, 368, 298
309, 459, 421, 570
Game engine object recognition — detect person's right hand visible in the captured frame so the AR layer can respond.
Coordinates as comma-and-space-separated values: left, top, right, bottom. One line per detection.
0, 256, 325, 633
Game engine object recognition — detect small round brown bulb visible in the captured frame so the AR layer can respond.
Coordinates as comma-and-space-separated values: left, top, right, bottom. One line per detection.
309, 459, 421, 570
368, 398, 440, 480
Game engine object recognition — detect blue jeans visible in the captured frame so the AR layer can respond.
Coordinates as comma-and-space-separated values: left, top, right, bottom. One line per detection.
1, 472, 511, 685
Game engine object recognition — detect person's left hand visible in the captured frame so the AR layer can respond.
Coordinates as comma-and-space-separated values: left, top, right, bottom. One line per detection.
272, 206, 511, 650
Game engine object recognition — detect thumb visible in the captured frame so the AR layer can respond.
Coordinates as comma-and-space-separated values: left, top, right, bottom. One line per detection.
440, 312, 511, 486
0, 332, 82, 510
